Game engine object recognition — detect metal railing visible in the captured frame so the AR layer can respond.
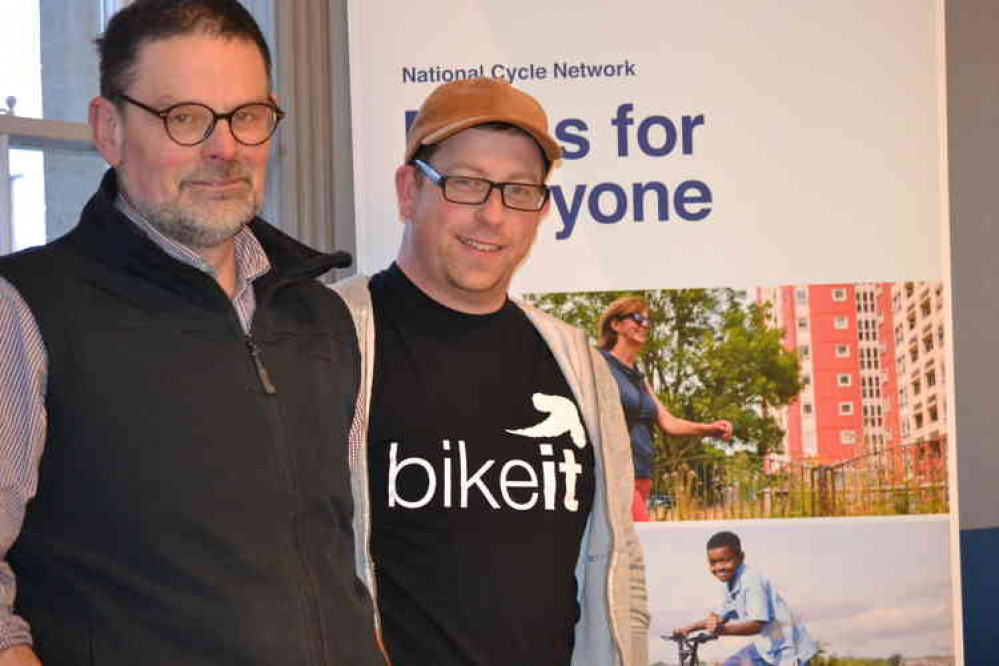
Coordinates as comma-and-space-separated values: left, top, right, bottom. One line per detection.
651, 440, 948, 521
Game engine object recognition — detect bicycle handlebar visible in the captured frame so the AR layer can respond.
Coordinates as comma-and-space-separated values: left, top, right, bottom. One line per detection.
665, 631, 718, 644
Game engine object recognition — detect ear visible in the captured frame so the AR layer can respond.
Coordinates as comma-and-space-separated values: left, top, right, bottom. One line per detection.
395, 163, 419, 222
89, 96, 124, 166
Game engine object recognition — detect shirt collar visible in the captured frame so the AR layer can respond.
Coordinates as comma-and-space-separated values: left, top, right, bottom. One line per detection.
114, 194, 271, 289
725, 563, 747, 595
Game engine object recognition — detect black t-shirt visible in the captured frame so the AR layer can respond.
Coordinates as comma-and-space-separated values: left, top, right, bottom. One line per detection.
368, 264, 595, 666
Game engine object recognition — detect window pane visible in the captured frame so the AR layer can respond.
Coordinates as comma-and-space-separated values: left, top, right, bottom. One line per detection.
0, 0, 103, 123
10, 147, 108, 250
9, 149, 45, 250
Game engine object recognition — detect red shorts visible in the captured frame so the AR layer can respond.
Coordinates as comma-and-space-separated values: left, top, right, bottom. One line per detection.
632, 478, 652, 521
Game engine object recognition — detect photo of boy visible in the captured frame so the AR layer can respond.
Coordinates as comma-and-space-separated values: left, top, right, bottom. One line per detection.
674, 531, 818, 666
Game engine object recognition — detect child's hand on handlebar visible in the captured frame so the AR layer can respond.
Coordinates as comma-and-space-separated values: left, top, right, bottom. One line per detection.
705, 612, 726, 635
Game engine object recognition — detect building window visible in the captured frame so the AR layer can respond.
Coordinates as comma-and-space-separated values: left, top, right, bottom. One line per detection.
802, 403, 814, 415
797, 317, 808, 331
795, 287, 807, 303
832, 288, 848, 302
0, 0, 284, 253
838, 402, 854, 416
802, 373, 812, 387
836, 344, 850, 358
837, 373, 852, 387
798, 344, 811, 360
834, 316, 849, 330
840, 430, 857, 444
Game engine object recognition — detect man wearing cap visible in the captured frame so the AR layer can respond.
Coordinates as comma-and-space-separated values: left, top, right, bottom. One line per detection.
334, 77, 650, 666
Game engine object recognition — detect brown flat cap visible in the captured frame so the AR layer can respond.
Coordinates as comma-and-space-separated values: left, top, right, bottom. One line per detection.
404, 77, 562, 164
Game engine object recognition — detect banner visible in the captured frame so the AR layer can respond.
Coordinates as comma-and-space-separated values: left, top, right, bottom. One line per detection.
347, 1, 956, 663
347, 0, 942, 292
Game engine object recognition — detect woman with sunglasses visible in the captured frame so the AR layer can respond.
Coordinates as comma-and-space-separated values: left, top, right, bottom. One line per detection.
597, 296, 733, 521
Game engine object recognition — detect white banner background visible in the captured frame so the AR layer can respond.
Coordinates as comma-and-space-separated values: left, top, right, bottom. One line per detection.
347, 0, 943, 293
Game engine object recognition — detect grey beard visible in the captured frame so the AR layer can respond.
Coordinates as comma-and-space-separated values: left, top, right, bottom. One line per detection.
118, 158, 261, 250
141, 196, 258, 250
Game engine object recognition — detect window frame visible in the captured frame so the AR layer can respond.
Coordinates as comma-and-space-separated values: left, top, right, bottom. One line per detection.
0, 115, 96, 254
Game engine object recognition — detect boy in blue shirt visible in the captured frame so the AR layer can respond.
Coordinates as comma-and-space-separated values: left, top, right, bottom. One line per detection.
675, 531, 818, 666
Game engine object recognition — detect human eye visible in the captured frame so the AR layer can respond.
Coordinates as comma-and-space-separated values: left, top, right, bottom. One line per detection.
167, 105, 209, 130
447, 176, 489, 199
505, 183, 535, 198
167, 110, 193, 126
505, 183, 543, 206
233, 104, 266, 127
448, 176, 487, 194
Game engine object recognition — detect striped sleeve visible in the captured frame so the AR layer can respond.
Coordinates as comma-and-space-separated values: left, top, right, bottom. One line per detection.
0, 275, 48, 649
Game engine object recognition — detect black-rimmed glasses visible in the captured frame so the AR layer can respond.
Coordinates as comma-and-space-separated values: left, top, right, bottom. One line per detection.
618, 312, 651, 327
118, 94, 285, 147
412, 159, 549, 212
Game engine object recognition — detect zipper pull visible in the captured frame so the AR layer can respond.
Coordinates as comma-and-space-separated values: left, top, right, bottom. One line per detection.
247, 338, 278, 395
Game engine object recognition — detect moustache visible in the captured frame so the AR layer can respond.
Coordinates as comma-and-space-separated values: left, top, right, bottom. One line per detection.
181, 164, 253, 186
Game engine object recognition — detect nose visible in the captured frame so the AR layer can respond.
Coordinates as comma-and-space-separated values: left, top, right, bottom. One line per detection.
477, 185, 506, 225
200, 118, 240, 161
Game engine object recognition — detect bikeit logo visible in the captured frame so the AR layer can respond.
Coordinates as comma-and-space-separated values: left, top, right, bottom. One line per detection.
388, 394, 587, 512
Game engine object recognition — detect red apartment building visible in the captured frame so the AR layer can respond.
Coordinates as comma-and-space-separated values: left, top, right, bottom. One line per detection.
759, 282, 946, 475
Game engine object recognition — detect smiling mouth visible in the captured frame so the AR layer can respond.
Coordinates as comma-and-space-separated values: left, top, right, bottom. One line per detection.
459, 235, 502, 252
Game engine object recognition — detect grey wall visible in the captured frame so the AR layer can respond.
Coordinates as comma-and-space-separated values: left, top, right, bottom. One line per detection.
947, 0, 999, 533
40, 0, 105, 241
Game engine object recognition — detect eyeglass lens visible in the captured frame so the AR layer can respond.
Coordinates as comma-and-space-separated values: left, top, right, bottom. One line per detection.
164, 103, 279, 146
443, 177, 547, 211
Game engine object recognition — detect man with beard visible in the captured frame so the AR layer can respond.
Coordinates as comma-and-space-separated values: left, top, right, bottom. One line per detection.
0, 1, 385, 664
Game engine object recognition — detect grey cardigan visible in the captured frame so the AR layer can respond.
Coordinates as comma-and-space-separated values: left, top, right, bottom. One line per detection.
334, 276, 650, 666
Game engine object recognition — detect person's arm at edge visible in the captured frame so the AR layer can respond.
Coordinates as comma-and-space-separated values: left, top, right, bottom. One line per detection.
644, 378, 732, 439
0, 277, 47, 664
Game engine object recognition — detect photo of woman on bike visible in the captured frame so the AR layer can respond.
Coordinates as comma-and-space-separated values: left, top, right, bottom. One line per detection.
596, 296, 732, 521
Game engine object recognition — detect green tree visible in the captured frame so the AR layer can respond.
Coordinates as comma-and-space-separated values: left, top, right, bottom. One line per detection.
524, 288, 801, 467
